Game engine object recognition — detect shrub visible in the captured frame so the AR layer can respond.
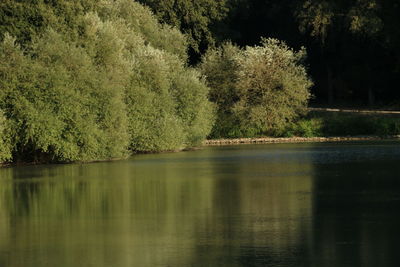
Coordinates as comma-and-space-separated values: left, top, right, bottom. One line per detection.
200, 38, 312, 138
171, 68, 215, 147
284, 118, 324, 137
0, 32, 130, 162
0, 0, 214, 162
97, 0, 188, 60
199, 42, 241, 138
0, 111, 12, 162
286, 112, 400, 138
125, 45, 186, 152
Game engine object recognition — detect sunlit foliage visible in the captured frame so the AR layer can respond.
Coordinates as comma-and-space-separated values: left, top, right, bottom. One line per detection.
0, 0, 214, 163
201, 39, 312, 138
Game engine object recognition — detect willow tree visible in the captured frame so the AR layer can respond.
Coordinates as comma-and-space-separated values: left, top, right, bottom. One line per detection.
0, 0, 214, 163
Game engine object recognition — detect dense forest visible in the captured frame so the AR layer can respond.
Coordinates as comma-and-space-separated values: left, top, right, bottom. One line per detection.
1, 0, 399, 163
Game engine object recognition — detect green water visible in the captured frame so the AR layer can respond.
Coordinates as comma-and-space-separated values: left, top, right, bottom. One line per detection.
1, 142, 400, 267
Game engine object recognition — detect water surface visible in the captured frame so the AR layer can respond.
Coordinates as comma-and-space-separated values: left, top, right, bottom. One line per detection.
1, 141, 400, 267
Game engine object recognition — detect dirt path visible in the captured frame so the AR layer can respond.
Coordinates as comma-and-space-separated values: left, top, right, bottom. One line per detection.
309, 108, 400, 116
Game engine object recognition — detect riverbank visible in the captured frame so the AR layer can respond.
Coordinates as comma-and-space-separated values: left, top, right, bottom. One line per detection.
2, 135, 399, 167
204, 136, 400, 146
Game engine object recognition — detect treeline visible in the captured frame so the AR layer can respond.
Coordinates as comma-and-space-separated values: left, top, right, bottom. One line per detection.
0, 0, 214, 163
0, 0, 313, 163
140, 0, 400, 106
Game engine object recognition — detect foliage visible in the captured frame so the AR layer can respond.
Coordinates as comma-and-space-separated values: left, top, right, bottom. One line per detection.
0, 32, 130, 162
138, 0, 229, 61
296, 0, 383, 41
97, 0, 188, 61
234, 38, 312, 136
0, 0, 99, 45
200, 39, 312, 138
199, 42, 241, 138
0, 0, 214, 163
285, 112, 400, 137
0, 111, 11, 162
284, 118, 324, 137
201, 0, 400, 106
294, 0, 400, 105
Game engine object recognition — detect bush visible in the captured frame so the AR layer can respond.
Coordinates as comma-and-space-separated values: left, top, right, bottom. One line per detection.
200, 38, 312, 138
0, 111, 11, 162
125, 45, 186, 152
171, 68, 215, 147
285, 112, 400, 138
199, 42, 241, 138
97, 0, 188, 60
0, 32, 130, 162
125, 42, 213, 152
0, 0, 214, 162
283, 118, 324, 137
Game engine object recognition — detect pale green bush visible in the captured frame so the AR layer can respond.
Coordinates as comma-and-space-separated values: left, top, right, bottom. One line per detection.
126, 45, 186, 152
0, 0, 214, 162
201, 38, 312, 137
97, 0, 188, 60
171, 68, 215, 147
83, 7, 213, 152
0, 32, 130, 162
234, 38, 312, 135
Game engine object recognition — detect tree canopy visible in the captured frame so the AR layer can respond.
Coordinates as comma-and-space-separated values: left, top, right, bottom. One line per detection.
0, 0, 214, 163
143, 0, 400, 106
138, 0, 229, 62
200, 39, 312, 138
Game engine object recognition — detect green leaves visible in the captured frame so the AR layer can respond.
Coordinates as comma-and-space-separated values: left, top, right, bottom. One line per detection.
201, 39, 312, 138
0, 0, 214, 163
0, 111, 11, 162
138, 0, 229, 60
296, 0, 383, 40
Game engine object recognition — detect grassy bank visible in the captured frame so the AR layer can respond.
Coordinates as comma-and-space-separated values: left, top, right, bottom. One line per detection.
283, 110, 400, 138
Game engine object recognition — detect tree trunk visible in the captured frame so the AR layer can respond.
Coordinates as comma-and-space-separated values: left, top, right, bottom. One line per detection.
327, 66, 334, 105
368, 86, 375, 106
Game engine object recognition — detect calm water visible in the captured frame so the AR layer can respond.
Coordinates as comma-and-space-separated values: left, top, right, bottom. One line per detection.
1, 142, 400, 267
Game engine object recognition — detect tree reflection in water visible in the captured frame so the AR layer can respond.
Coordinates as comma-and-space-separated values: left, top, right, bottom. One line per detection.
0, 142, 399, 267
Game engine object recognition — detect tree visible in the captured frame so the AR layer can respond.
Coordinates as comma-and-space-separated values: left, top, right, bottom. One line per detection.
199, 42, 241, 137
0, 110, 11, 162
200, 38, 312, 138
295, 0, 400, 105
0, 32, 130, 162
0, 0, 215, 163
138, 0, 228, 62
0, 0, 99, 44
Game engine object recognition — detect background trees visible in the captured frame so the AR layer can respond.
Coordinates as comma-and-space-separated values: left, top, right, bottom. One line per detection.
294, 0, 399, 106
138, 0, 229, 62
142, 0, 400, 107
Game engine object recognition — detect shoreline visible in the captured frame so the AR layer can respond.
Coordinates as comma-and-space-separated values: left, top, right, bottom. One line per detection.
204, 135, 400, 146
2, 136, 399, 167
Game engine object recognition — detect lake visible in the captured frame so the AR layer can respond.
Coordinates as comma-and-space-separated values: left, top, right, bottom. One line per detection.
1, 141, 400, 267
